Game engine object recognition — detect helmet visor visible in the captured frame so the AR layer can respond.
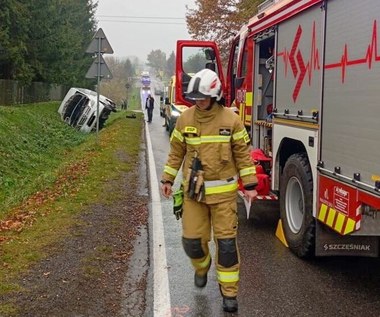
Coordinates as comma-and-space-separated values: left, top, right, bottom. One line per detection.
186, 91, 210, 100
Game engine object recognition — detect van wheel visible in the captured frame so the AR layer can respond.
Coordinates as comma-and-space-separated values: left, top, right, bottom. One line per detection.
280, 153, 315, 258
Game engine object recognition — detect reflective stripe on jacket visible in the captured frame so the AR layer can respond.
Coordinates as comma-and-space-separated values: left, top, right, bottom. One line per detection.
204, 176, 238, 195
162, 103, 257, 203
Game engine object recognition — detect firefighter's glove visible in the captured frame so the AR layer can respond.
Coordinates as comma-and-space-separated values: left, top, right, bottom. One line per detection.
173, 188, 184, 220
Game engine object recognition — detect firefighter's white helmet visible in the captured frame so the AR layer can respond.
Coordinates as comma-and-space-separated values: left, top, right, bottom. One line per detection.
186, 69, 222, 101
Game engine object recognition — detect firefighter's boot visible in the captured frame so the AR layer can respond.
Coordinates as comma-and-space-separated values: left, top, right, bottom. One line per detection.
182, 237, 212, 289
194, 272, 207, 288
222, 296, 238, 313
194, 259, 211, 288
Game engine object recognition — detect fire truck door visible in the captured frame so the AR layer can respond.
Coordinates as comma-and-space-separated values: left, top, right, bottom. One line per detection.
175, 40, 225, 107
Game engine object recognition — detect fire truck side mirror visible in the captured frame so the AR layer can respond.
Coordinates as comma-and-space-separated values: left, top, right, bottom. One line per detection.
234, 77, 245, 89
205, 62, 216, 72
205, 48, 216, 61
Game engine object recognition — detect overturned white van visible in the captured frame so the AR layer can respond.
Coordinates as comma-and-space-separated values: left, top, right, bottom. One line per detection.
58, 87, 116, 133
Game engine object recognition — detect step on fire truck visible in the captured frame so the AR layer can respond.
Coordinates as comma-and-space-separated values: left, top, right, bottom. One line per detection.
175, 0, 380, 257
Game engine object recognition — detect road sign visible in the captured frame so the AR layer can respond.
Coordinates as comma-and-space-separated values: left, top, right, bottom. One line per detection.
84, 28, 114, 141
86, 28, 114, 54
85, 54, 113, 79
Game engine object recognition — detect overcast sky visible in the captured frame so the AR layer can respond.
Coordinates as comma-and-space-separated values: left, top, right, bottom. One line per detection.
95, 0, 195, 62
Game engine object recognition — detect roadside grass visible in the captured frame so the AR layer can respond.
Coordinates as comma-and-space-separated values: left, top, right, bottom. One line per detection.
0, 102, 87, 212
0, 87, 144, 305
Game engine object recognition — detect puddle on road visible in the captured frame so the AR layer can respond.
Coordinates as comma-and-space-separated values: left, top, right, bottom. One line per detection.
119, 142, 150, 315
119, 225, 149, 316
138, 140, 148, 197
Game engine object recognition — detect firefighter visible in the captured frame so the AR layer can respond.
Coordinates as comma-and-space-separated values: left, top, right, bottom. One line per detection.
161, 68, 258, 313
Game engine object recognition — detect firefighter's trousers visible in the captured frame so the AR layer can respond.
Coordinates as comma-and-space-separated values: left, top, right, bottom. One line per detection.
182, 196, 240, 298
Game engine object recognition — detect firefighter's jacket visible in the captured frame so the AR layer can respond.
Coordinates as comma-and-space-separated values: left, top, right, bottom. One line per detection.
162, 103, 257, 204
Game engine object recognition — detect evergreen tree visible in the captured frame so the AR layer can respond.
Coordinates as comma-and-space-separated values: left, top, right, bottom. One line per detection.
0, 0, 32, 82
0, 0, 97, 86
166, 51, 175, 78
147, 49, 166, 75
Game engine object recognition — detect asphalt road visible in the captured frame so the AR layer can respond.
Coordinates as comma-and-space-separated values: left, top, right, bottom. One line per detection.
144, 85, 380, 317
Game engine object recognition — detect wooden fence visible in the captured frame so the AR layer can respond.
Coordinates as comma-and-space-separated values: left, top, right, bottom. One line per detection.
0, 80, 68, 106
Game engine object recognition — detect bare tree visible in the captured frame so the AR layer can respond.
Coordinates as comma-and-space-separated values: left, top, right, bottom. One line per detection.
186, 0, 264, 64
101, 56, 138, 105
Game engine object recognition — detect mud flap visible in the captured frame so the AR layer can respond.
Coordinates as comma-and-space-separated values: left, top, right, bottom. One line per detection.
275, 220, 289, 248
315, 221, 379, 257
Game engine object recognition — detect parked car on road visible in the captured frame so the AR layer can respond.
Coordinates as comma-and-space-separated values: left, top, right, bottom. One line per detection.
163, 76, 189, 136
164, 101, 187, 136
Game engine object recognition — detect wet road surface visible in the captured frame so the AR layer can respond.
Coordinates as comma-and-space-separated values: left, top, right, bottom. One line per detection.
144, 87, 380, 317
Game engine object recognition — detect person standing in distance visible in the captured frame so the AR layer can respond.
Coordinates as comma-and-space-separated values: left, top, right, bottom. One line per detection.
160, 68, 258, 313
145, 94, 154, 123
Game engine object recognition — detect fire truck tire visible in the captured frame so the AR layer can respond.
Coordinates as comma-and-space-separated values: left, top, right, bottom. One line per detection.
280, 153, 315, 258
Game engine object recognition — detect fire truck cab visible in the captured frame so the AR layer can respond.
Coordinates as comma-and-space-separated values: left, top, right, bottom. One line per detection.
175, 0, 380, 257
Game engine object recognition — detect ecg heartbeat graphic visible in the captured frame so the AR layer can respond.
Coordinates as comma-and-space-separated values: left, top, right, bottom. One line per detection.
277, 20, 379, 102
277, 22, 320, 102
325, 20, 380, 83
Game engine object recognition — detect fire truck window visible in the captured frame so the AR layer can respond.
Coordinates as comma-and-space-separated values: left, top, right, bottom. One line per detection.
182, 46, 221, 101
232, 42, 239, 77
240, 40, 248, 77
229, 42, 239, 104
259, 38, 273, 58
257, 36, 275, 121
182, 47, 210, 75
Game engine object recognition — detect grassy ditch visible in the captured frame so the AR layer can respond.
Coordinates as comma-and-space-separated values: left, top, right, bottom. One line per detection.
0, 88, 144, 298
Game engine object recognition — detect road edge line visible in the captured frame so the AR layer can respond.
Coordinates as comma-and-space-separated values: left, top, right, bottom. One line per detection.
145, 122, 172, 316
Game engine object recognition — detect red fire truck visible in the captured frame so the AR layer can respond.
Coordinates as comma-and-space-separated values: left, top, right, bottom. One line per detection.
175, 0, 380, 257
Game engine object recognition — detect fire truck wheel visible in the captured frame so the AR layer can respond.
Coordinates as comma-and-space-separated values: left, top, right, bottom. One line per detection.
280, 153, 315, 258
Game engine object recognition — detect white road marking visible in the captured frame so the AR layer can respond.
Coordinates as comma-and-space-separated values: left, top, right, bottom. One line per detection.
145, 123, 172, 316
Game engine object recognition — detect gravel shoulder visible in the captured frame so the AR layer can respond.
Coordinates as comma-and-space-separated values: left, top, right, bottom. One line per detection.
1, 148, 150, 317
